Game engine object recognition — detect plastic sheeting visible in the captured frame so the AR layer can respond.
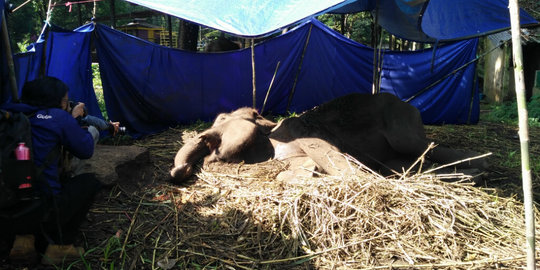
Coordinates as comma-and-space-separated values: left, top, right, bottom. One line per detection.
123, 0, 350, 37
124, 0, 537, 42
9, 25, 103, 119
422, 0, 538, 40
333, 0, 537, 42
95, 19, 479, 137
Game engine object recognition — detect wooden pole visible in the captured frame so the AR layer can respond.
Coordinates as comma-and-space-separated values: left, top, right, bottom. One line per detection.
251, 39, 256, 108
167, 15, 173, 47
261, 61, 280, 114
286, 24, 312, 111
508, 1, 535, 269
371, 0, 379, 94
1, 12, 18, 102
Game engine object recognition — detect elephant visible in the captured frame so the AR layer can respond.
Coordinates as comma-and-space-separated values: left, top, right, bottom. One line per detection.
170, 93, 488, 183
204, 36, 241, 52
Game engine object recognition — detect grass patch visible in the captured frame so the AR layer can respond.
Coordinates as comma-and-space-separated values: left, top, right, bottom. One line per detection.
482, 95, 540, 127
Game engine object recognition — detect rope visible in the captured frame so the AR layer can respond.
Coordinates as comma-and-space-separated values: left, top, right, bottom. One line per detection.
51, 0, 104, 12
405, 38, 511, 103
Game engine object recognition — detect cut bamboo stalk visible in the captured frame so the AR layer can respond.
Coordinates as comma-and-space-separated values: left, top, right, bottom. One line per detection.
508, 1, 535, 269
251, 39, 256, 108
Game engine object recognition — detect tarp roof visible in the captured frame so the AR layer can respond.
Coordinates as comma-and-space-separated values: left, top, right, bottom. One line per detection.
123, 0, 538, 42
123, 0, 352, 37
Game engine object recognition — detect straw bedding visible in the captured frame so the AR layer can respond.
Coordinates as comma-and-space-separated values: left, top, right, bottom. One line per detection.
77, 122, 540, 270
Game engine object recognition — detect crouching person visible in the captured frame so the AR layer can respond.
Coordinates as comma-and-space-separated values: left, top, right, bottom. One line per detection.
0, 76, 102, 266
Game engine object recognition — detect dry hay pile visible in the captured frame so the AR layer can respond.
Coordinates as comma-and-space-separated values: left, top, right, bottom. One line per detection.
114, 126, 539, 270
165, 165, 534, 269
90, 125, 539, 270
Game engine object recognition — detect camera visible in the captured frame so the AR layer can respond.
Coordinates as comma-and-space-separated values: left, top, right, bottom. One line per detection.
108, 123, 127, 136
68, 101, 88, 117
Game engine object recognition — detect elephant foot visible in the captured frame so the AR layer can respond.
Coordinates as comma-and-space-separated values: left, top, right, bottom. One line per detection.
170, 163, 194, 183
276, 158, 323, 184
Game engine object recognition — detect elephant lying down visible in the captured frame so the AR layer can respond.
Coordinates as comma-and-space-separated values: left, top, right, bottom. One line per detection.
170, 93, 488, 183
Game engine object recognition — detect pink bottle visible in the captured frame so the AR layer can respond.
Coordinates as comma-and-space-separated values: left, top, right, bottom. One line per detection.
14, 142, 30, 160
14, 142, 33, 191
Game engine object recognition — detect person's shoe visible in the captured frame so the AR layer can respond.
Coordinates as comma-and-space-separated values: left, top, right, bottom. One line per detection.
41, 244, 84, 265
9, 234, 37, 263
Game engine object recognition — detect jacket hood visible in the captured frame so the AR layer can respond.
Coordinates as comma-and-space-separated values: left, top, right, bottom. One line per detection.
1, 102, 41, 114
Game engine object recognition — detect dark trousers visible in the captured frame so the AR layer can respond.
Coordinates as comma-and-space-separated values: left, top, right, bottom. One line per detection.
0, 173, 102, 245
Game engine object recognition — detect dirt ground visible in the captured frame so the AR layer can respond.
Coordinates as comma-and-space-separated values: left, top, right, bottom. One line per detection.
0, 116, 538, 269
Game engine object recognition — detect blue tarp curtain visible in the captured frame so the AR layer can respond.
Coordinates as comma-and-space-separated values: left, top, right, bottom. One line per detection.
332, 0, 538, 42
9, 25, 103, 120
5, 19, 480, 137
93, 19, 479, 136
4, 19, 479, 137
123, 0, 537, 42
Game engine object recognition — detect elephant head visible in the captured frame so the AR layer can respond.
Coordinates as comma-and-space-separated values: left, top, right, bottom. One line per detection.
170, 107, 276, 183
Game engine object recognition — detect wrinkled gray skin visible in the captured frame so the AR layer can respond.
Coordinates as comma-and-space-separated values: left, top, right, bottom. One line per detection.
170, 93, 488, 183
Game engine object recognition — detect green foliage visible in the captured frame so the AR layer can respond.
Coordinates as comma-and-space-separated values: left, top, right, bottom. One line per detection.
483, 95, 540, 127
272, 111, 298, 123
91, 63, 107, 121
317, 12, 373, 45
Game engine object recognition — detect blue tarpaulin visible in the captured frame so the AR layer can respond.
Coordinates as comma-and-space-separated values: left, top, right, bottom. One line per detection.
124, 0, 537, 41
2, 0, 537, 137
10, 25, 103, 119
93, 19, 479, 136
421, 0, 538, 40
123, 0, 352, 37
3, 18, 481, 137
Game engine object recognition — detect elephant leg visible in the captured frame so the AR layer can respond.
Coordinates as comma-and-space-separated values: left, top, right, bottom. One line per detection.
384, 135, 488, 171
380, 107, 488, 171
281, 117, 354, 176
170, 135, 211, 183
379, 157, 433, 176
427, 146, 488, 170
294, 137, 355, 176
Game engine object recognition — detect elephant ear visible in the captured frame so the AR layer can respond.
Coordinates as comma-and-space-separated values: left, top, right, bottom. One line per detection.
200, 131, 221, 151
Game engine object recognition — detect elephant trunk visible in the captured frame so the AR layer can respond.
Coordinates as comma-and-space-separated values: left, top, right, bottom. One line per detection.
170, 135, 211, 183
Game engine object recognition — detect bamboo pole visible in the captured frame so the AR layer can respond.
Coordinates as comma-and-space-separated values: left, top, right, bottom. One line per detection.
1, 12, 18, 102
286, 24, 312, 111
371, 0, 379, 94
261, 61, 280, 114
251, 38, 256, 108
508, 1, 535, 269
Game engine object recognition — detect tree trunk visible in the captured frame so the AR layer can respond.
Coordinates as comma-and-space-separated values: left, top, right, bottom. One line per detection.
178, 20, 199, 51
110, 0, 116, 28
340, 14, 345, 35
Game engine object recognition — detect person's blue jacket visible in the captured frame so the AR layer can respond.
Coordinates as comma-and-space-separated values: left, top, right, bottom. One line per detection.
1, 102, 94, 195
